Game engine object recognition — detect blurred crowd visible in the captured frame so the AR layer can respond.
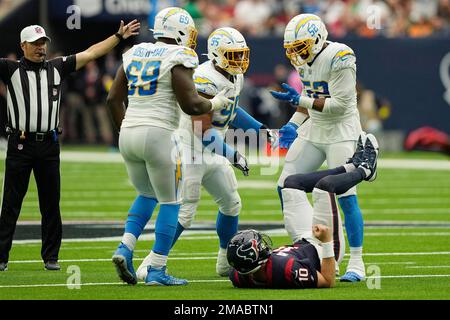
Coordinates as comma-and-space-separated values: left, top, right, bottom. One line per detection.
0, 48, 387, 148
244, 64, 389, 135
3, 0, 446, 146
179, 0, 450, 38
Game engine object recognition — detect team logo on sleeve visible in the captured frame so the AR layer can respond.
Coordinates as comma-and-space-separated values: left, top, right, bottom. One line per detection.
236, 239, 259, 262
181, 48, 197, 58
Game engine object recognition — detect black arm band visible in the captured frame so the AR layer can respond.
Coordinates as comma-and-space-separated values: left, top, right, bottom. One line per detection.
115, 33, 124, 41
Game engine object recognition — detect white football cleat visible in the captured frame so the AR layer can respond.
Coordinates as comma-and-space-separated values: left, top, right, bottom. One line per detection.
340, 259, 366, 282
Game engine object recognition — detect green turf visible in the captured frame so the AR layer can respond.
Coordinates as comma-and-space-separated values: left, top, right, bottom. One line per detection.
0, 152, 449, 300
0, 229, 449, 300
2, 160, 448, 223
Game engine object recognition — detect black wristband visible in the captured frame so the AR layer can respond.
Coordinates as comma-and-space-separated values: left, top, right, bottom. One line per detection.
115, 33, 124, 41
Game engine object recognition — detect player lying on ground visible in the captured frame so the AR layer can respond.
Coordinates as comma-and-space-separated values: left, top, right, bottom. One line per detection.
226, 133, 378, 288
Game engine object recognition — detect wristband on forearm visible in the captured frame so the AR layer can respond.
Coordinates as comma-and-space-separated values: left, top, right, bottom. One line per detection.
298, 96, 314, 109
289, 111, 308, 128
321, 241, 334, 259
115, 33, 124, 41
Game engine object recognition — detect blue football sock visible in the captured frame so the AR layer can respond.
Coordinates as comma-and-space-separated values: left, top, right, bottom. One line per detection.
216, 211, 238, 249
153, 204, 180, 256
124, 195, 158, 238
338, 195, 364, 248
171, 222, 185, 248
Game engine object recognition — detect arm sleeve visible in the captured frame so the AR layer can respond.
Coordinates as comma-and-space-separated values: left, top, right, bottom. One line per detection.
202, 128, 235, 160
51, 55, 77, 80
230, 107, 263, 131
322, 68, 356, 115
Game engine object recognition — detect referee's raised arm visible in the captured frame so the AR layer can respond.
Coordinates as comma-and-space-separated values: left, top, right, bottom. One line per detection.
0, 20, 140, 273
75, 20, 140, 71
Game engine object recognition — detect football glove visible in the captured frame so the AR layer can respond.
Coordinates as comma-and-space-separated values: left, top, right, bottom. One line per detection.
279, 122, 298, 149
210, 89, 234, 111
231, 151, 249, 176
270, 83, 301, 106
261, 125, 279, 150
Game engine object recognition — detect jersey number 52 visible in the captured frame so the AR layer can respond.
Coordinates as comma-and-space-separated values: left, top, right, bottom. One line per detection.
126, 60, 161, 96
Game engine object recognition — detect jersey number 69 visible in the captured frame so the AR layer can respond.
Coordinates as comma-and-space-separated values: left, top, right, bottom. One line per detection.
126, 60, 161, 96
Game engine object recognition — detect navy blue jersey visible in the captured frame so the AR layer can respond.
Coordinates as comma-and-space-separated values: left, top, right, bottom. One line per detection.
229, 239, 321, 289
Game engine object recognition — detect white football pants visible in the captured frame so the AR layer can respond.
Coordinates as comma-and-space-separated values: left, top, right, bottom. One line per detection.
119, 126, 183, 204
177, 144, 241, 229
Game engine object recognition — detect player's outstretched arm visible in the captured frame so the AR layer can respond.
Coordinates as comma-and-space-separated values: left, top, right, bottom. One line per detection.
270, 69, 354, 114
106, 65, 128, 130
172, 65, 232, 115
313, 224, 336, 288
230, 107, 279, 150
75, 20, 140, 71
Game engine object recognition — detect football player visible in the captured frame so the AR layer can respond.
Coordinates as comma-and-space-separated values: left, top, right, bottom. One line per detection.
270, 14, 366, 282
227, 134, 379, 288
135, 27, 278, 280
107, 7, 232, 286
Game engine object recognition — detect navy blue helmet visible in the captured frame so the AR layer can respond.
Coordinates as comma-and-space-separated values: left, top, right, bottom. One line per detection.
227, 229, 272, 274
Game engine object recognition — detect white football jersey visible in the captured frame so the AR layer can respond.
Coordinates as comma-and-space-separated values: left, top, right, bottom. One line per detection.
296, 41, 362, 143
121, 42, 199, 131
179, 60, 244, 147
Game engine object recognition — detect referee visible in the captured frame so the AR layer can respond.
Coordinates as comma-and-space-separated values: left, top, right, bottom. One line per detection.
0, 20, 140, 271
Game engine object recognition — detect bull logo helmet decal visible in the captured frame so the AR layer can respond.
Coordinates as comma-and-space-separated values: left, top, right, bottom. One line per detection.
236, 239, 259, 262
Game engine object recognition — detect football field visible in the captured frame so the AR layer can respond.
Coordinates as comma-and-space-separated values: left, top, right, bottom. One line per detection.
0, 149, 449, 300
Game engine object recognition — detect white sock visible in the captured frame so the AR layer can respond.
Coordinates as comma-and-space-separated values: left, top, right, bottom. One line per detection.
349, 247, 363, 261
149, 251, 168, 269
218, 247, 227, 256
121, 233, 137, 251
347, 247, 365, 275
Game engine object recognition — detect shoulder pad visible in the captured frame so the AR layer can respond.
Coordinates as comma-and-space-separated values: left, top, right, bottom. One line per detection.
330, 46, 356, 72
172, 47, 199, 69
193, 73, 218, 96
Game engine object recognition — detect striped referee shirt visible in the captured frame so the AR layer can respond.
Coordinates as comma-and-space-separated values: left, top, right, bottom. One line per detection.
0, 55, 76, 133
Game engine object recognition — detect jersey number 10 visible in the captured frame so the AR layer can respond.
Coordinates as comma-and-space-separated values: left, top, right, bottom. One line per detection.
126, 60, 161, 96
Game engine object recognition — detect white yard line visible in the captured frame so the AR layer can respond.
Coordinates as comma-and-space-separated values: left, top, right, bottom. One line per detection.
406, 266, 450, 269
6, 251, 450, 264
11, 150, 443, 171
11, 229, 450, 245
1, 275, 449, 289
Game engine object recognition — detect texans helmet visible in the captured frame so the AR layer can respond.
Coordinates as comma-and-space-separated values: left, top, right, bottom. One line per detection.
227, 229, 272, 274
